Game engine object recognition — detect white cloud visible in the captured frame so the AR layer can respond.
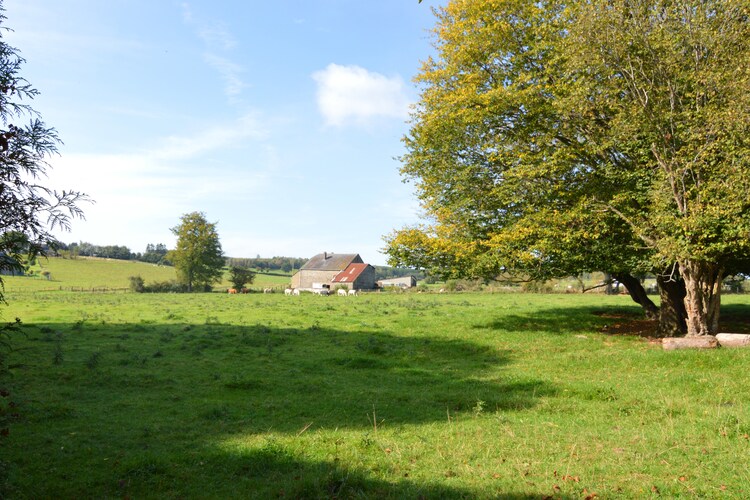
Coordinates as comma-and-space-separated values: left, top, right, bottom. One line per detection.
312, 64, 411, 126
203, 53, 247, 97
180, 2, 247, 100
180, 2, 193, 23
198, 25, 238, 50
46, 115, 274, 250
151, 113, 266, 161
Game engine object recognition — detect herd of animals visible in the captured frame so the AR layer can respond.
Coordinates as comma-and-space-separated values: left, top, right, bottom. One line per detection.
226, 287, 358, 296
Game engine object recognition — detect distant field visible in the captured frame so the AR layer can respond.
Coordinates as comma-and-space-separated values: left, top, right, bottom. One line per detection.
3, 257, 291, 294
2, 268, 750, 497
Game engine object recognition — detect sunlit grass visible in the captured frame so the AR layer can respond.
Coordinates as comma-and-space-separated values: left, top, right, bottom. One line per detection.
2, 289, 749, 498
4, 256, 290, 293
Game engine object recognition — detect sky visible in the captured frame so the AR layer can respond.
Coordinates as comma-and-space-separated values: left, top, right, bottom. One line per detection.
4, 0, 444, 265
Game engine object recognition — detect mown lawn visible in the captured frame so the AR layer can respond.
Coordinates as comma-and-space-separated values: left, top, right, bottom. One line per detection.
1, 291, 749, 498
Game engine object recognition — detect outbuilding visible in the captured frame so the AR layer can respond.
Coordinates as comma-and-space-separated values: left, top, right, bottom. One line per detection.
291, 252, 376, 291
378, 276, 418, 289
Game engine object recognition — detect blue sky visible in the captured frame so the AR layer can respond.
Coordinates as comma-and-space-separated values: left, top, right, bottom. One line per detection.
4, 0, 443, 265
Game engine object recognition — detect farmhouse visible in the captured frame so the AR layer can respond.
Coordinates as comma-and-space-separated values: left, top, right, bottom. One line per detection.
291, 252, 376, 291
378, 276, 418, 289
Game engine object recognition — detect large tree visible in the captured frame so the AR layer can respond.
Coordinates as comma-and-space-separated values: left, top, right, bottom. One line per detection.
0, 3, 87, 303
386, 0, 750, 337
169, 212, 225, 292
565, 0, 750, 336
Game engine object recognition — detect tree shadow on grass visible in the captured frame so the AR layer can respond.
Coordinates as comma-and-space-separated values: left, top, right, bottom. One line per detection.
474, 303, 647, 335
718, 302, 750, 333
476, 301, 750, 337
113, 446, 562, 499
4, 320, 556, 498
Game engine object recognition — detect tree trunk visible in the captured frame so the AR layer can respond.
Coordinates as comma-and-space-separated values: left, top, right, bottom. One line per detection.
656, 274, 687, 337
612, 272, 658, 320
679, 260, 722, 337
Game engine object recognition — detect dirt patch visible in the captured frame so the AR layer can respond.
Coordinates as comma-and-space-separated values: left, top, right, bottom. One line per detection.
597, 311, 750, 338
599, 318, 659, 338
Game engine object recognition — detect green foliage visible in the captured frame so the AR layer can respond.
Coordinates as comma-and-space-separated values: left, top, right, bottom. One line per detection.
64, 242, 134, 260
227, 256, 306, 273
169, 212, 224, 292
386, 0, 750, 336
0, 6, 88, 305
128, 274, 190, 294
386, 0, 649, 282
139, 243, 171, 265
128, 275, 145, 293
228, 266, 256, 291
141, 280, 190, 293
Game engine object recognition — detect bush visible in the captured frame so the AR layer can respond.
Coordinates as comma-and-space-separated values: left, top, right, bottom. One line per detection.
145, 280, 190, 293
229, 266, 256, 290
129, 275, 145, 293
521, 280, 554, 293
129, 277, 189, 293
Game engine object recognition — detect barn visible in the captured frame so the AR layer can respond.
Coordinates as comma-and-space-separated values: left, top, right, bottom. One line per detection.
378, 276, 418, 289
331, 263, 376, 291
291, 252, 376, 291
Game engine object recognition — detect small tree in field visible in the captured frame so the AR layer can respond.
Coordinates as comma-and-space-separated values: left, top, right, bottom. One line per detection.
169, 212, 224, 292
229, 266, 256, 291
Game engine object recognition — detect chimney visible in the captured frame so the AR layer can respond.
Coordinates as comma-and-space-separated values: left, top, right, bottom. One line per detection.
324, 251, 328, 260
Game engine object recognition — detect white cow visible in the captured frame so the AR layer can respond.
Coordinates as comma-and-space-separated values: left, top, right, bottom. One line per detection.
284, 288, 293, 295
292, 289, 301, 296
314, 289, 330, 296
348, 289, 358, 296
263, 288, 273, 294
337, 289, 348, 296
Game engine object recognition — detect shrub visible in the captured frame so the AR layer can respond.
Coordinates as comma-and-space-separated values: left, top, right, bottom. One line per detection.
129, 275, 145, 293
521, 280, 554, 293
130, 277, 190, 293
229, 266, 256, 291
145, 280, 190, 293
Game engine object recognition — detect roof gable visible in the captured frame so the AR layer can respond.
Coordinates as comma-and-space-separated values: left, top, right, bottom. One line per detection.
331, 263, 372, 283
300, 252, 362, 271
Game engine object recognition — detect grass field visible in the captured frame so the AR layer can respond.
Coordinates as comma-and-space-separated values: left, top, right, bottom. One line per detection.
1, 261, 750, 498
12, 256, 292, 292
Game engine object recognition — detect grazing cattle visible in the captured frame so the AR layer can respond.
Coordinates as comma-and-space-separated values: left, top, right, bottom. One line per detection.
292, 289, 301, 296
337, 289, 348, 296
348, 289, 358, 296
314, 289, 329, 296
263, 288, 272, 294
284, 288, 293, 295
228, 288, 238, 294
241, 288, 249, 294
439, 288, 445, 293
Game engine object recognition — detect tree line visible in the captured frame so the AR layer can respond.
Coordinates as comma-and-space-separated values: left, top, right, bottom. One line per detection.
226, 256, 307, 273
54, 241, 171, 265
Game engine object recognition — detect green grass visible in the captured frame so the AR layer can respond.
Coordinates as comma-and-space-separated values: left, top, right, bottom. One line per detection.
10, 257, 178, 291
1, 260, 749, 497
7, 256, 291, 292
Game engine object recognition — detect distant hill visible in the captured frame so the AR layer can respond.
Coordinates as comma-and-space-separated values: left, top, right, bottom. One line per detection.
4, 256, 177, 292
4, 256, 292, 292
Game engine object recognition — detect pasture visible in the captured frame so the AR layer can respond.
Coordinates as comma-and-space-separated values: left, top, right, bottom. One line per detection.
1, 269, 750, 497
17, 256, 292, 292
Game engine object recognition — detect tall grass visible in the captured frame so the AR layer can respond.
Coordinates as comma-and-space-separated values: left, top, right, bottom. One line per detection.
1, 288, 749, 498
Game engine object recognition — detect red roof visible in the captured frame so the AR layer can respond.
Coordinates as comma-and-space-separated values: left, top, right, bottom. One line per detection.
331, 263, 370, 283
